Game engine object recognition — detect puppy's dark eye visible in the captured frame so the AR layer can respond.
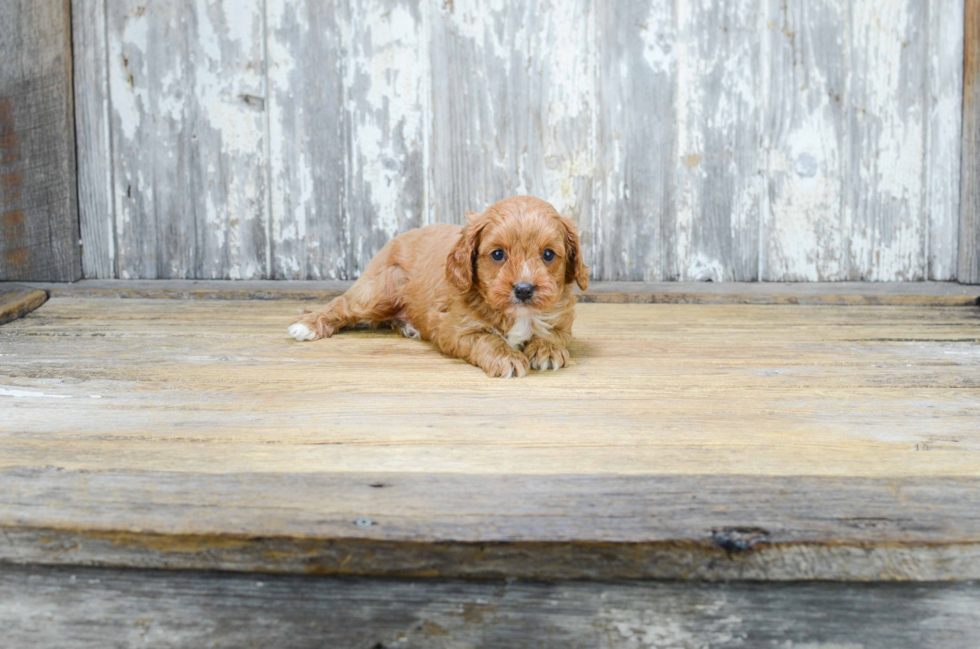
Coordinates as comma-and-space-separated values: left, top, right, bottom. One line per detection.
542, 248, 556, 262
490, 249, 505, 262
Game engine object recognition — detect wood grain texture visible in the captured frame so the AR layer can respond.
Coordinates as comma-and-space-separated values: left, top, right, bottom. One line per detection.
106, 1, 268, 279
962, 0, 980, 283
0, 0, 80, 282
849, 0, 928, 280
594, 0, 675, 281
72, 0, 115, 279
19, 279, 980, 305
672, 0, 762, 281
72, 0, 966, 281
267, 0, 346, 280
1, 298, 978, 578
3, 565, 980, 648
0, 284, 47, 325
427, 0, 594, 231
4, 472, 980, 580
345, 0, 426, 275
928, 0, 965, 281
762, 0, 849, 281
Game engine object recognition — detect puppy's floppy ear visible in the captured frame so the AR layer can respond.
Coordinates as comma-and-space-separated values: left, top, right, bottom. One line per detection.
447, 212, 486, 292
558, 215, 589, 290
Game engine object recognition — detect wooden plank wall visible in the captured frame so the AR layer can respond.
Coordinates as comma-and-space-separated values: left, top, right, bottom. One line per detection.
0, 0, 80, 282
72, 0, 966, 282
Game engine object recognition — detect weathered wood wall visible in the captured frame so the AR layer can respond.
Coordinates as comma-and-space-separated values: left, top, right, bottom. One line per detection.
1, 0, 80, 282
73, 0, 966, 282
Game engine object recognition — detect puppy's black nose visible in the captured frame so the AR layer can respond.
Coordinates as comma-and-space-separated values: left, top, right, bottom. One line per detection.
513, 282, 535, 302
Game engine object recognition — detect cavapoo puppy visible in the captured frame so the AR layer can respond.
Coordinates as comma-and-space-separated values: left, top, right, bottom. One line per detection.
288, 195, 589, 378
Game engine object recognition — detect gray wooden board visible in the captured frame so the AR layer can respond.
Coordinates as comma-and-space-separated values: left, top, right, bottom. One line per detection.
72, 0, 966, 283
267, 0, 346, 281
0, 0, 80, 282
962, 0, 980, 284
2, 564, 979, 648
929, 0, 965, 281
104, 0, 268, 280
4, 470, 980, 581
72, 0, 115, 280
427, 0, 594, 241
18, 279, 980, 305
345, 0, 426, 276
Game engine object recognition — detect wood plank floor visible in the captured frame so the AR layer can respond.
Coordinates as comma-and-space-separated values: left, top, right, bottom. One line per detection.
1, 296, 979, 579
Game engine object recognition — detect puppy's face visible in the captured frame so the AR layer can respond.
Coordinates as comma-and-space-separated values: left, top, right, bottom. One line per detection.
447, 196, 589, 313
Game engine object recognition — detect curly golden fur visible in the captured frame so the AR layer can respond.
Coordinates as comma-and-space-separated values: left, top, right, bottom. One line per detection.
288, 196, 588, 378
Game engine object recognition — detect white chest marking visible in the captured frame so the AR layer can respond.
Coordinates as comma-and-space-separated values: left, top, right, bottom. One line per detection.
506, 315, 534, 348
503, 312, 553, 349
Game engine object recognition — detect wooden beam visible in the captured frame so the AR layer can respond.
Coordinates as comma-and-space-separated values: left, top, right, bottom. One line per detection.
0, 0, 80, 282
962, 0, 980, 283
3, 564, 980, 647
0, 284, 46, 325
5, 471, 980, 581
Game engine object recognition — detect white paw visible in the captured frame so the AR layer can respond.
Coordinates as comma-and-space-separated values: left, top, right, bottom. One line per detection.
288, 323, 317, 341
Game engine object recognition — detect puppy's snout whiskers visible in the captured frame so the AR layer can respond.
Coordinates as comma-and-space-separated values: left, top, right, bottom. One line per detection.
513, 282, 535, 303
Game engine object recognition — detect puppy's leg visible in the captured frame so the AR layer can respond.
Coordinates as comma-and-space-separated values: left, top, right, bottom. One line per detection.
523, 329, 572, 371
392, 310, 421, 339
437, 329, 530, 378
289, 265, 403, 342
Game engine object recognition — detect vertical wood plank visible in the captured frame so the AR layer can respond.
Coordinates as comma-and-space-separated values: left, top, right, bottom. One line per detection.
267, 1, 346, 280
345, 0, 426, 276
107, 1, 268, 279
0, 0, 81, 282
428, 0, 594, 245
672, 0, 763, 281
961, 0, 980, 283
926, 0, 964, 280
594, 0, 676, 281
761, 0, 849, 281
73, 0, 116, 279
848, 0, 928, 280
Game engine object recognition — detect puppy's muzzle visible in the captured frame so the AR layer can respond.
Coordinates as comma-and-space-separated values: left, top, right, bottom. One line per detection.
513, 282, 536, 303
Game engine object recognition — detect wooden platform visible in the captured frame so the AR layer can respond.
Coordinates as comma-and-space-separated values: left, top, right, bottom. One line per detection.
2, 284, 979, 584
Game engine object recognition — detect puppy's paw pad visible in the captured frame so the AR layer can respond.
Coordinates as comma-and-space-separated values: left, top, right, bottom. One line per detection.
288, 323, 319, 341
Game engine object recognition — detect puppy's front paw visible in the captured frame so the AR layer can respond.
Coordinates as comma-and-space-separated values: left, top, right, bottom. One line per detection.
483, 351, 530, 379
524, 339, 569, 371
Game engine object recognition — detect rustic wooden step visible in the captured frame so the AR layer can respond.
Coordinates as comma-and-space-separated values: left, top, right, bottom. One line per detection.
2, 292, 978, 583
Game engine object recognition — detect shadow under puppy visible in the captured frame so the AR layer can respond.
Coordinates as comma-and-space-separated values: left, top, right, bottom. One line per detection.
288, 195, 589, 378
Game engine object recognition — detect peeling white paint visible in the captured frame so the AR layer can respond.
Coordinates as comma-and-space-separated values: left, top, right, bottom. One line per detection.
348, 0, 425, 258
80, 0, 965, 282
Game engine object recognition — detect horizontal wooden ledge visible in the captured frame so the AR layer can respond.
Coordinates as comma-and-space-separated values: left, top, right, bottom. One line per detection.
13, 280, 980, 306
3, 469, 980, 581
